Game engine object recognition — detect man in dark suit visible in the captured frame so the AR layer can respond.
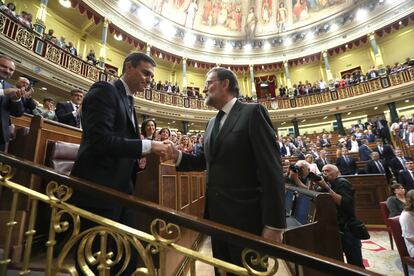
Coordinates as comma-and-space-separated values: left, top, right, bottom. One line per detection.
280, 141, 294, 157
168, 67, 286, 271
15, 77, 36, 114
365, 152, 392, 180
336, 148, 357, 175
55, 89, 84, 128
358, 139, 373, 161
373, 139, 384, 159
315, 150, 331, 172
70, 53, 170, 274
0, 54, 24, 151
398, 160, 414, 191
390, 148, 409, 180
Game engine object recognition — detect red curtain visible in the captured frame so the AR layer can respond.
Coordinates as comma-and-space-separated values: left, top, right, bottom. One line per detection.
254, 75, 276, 98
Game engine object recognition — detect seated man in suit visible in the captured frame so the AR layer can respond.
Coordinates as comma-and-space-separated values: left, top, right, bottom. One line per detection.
398, 160, 414, 191
0, 54, 25, 151
346, 135, 360, 153
358, 139, 373, 161
365, 152, 392, 179
280, 141, 294, 157
336, 148, 357, 175
315, 149, 331, 172
55, 89, 84, 128
319, 133, 331, 148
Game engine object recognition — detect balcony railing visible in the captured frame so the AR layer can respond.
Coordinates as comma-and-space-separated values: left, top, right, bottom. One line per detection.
0, 153, 378, 275
1, 10, 413, 112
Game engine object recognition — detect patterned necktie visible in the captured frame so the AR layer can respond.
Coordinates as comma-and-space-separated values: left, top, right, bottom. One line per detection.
127, 95, 136, 128
376, 161, 384, 173
210, 110, 225, 149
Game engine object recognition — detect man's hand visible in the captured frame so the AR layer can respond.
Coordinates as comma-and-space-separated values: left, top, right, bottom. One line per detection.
162, 140, 179, 162
151, 141, 179, 162
262, 226, 283, 243
315, 178, 329, 190
3, 88, 22, 100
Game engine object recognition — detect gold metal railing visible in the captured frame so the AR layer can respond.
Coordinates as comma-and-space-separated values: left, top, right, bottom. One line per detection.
0, 153, 377, 275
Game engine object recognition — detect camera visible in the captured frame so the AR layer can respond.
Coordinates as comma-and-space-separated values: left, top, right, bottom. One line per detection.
25, 83, 32, 92
308, 172, 323, 181
289, 164, 300, 173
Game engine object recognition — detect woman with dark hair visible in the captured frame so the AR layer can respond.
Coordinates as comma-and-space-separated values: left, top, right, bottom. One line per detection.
400, 190, 414, 257
141, 118, 157, 140
386, 183, 406, 217
159, 128, 170, 142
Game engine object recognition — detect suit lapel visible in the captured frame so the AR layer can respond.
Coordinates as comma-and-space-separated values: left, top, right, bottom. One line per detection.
211, 100, 242, 156
114, 80, 136, 135
204, 118, 214, 160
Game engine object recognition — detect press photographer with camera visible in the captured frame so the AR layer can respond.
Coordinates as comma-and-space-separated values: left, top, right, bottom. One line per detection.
314, 164, 366, 268
286, 160, 312, 189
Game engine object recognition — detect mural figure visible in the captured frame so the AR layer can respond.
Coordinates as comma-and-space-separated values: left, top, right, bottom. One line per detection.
174, 0, 185, 9
202, 0, 212, 24
218, 3, 228, 25
227, 7, 242, 31
293, 0, 309, 21
185, 0, 199, 29
211, 0, 221, 26
245, 7, 257, 40
276, 1, 288, 33
153, 0, 166, 14
261, 0, 272, 23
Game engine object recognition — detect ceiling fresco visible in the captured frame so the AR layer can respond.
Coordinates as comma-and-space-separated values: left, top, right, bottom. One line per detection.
139, 0, 351, 37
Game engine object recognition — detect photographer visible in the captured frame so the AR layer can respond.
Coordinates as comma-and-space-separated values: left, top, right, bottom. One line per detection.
286, 160, 311, 189
314, 164, 364, 268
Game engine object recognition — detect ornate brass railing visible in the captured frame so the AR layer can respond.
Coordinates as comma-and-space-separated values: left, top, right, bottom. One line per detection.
0, 153, 379, 275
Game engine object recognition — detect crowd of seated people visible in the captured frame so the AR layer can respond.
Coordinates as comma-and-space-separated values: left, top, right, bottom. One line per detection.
277, 58, 414, 99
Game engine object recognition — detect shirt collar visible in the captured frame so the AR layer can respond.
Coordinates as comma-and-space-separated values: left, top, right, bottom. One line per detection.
220, 97, 237, 115
120, 76, 134, 97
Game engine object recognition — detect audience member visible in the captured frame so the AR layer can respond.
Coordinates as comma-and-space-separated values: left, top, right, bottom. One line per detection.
386, 183, 406, 217
86, 50, 97, 65
315, 164, 364, 267
347, 135, 360, 153
319, 133, 331, 148
336, 148, 357, 175
66, 42, 78, 56
305, 154, 320, 174
158, 127, 170, 141
56, 36, 66, 49
141, 118, 157, 140
177, 135, 193, 154
0, 54, 24, 151
398, 160, 414, 191
315, 149, 331, 172
33, 97, 57, 121
286, 160, 311, 189
390, 148, 408, 180
55, 89, 83, 128
170, 131, 178, 144
399, 190, 414, 258
358, 139, 373, 161
44, 29, 56, 41
365, 152, 388, 175
0, 2, 16, 17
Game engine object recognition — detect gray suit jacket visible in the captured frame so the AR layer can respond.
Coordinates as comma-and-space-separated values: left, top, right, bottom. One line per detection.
178, 100, 286, 234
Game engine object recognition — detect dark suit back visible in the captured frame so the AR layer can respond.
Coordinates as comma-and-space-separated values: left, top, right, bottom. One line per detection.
315, 157, 331, 172
359, 144, 372, 161
71, 80, 142, 209
55, 102, 77, 127
390, 157, 407, 179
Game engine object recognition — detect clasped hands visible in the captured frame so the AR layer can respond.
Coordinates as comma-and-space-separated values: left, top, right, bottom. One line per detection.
151, 140, 179, 162
4, 87, 28, 101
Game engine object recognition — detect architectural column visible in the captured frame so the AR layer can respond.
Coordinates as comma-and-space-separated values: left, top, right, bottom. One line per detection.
182, 121, 189, 134
322, 50, 333, 81
98, 18, 109, 69
292, 118, 299, 137
369, 32, 384, 67
283, 61, 292, 88
34, 0, 48, 35
146, 44, 151, 56
249, 64, 257, 100
335, 113, 346, 136
387, 102, 399, 123
182, 58, 187, 94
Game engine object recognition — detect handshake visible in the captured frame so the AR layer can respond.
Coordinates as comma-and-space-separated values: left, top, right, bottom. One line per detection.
150, 140, 179, 162
4, 87, 31, 101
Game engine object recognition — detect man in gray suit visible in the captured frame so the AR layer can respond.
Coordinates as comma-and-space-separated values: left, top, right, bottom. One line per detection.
0, 54, 24, 151
168, 67, 286, 272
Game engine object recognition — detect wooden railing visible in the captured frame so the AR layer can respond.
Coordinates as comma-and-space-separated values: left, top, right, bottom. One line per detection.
0, 153, 379, 275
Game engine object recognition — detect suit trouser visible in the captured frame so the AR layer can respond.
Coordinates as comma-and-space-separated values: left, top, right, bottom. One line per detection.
341, 230, 364, 268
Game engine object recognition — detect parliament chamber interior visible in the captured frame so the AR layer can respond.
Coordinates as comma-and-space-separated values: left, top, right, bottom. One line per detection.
0, 0, 414, 275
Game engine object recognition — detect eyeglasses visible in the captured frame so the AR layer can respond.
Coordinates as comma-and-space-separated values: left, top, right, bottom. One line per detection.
205, 80, 221, 87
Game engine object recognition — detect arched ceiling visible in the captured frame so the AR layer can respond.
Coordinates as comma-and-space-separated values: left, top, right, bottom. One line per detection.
84, 0, 414, 64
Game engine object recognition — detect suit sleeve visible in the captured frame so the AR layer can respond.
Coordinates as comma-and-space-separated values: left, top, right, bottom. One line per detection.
177, 150, 206, 172
55, 102, 75, 125
250, 104, 286, 229
5, 97, 24, 117
82, 83, 142, 158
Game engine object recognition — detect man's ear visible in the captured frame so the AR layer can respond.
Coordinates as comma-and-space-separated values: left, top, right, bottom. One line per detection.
222, 79, 230, 90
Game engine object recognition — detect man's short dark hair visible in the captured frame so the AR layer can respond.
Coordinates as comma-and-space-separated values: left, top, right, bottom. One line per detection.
122, 52, 156, 75
208, 67, 240, 97
43, 97, 53, 102
70, 89, 83, 96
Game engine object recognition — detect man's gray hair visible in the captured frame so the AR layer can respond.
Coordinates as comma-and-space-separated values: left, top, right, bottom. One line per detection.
322, 164, 339, 173
296, 160, 310, 168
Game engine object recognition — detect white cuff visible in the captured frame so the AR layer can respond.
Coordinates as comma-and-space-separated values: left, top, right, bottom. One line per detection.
0, 89, 4, 96
142, 140, 151, 155
175, 151, 183, 166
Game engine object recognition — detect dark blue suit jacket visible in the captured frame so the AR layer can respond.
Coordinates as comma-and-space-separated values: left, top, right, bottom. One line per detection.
359, 144, 373, 161
336, 156, 357, 175
55, 101, 77, 127
0, 81, 24, 146
398, 170, 414, 191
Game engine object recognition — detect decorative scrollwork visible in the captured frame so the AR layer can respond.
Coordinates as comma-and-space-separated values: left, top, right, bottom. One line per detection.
15, 27, 35, 49
150, 219, 181, 244
0, 13, 5, 32
68, 57, 82, 74
241, 249, 278, 276
46, 181, 72, 202
0, 163, 15, 180
146, 242, 161, 255
87, 66, 99, 81
56, 226, 155, 275
45, 44, 61, 64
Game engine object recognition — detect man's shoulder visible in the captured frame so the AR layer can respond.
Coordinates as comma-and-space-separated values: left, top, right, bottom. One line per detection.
87, 81, 119, 98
